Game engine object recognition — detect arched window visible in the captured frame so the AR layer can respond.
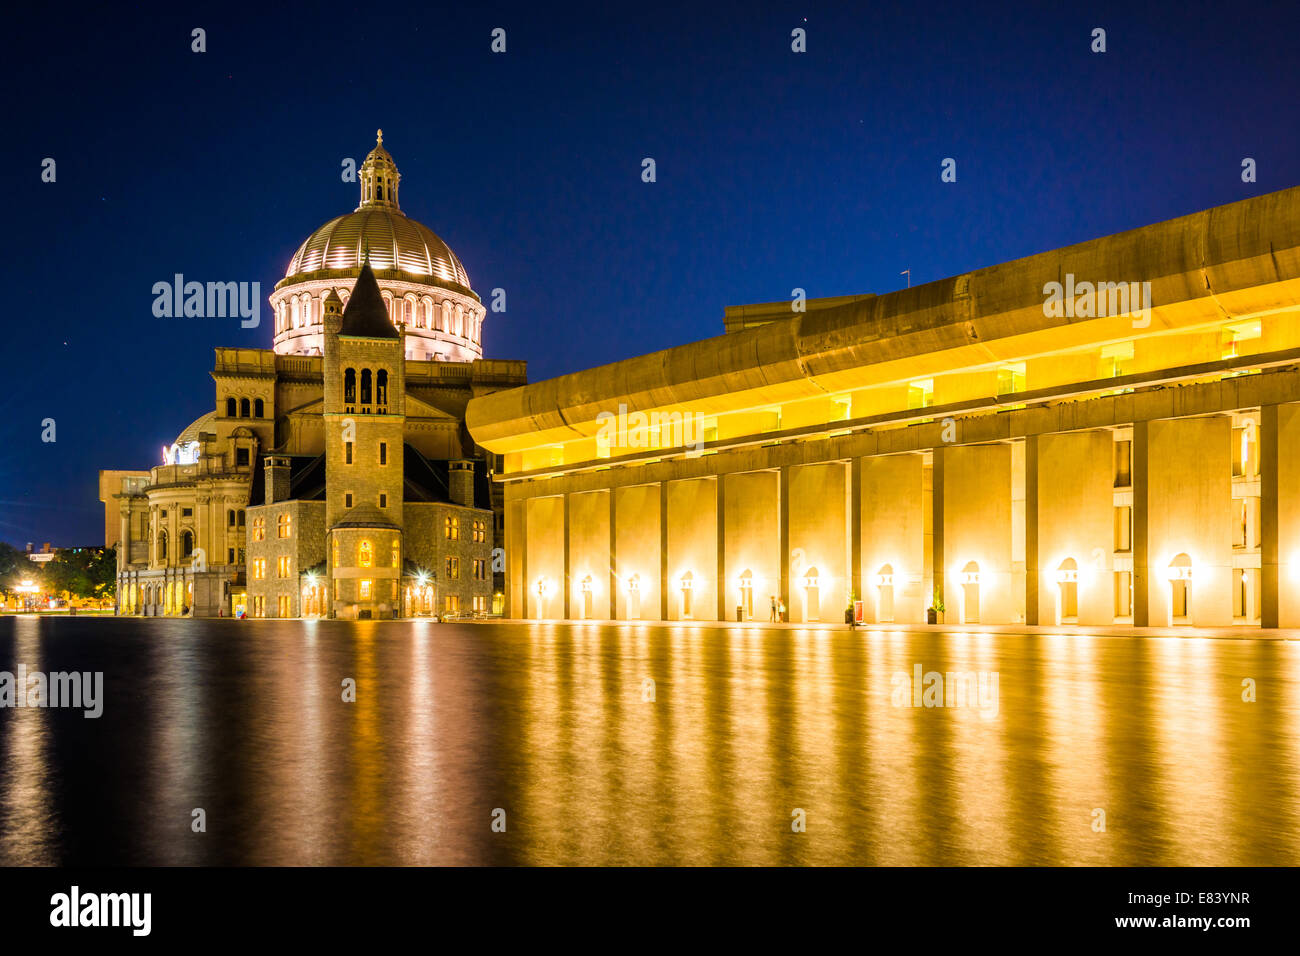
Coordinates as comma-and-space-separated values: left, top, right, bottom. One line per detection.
359, 540, 373, 568
344, 368, 356, 405
254, 398, 264, 418
442, 301, 452, 332
376, 370, 388, 407
278, 513, 290, 538
301, 296, 312, 326
454, 305, 464, 337
181, 530, 194, 558
240, 398, 250, 418
227, 509, 235, 528
423, 298, 434, 329
226, 397, 236, 417
360, 368, 372, 405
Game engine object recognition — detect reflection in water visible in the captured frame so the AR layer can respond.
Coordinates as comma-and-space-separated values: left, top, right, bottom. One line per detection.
0, 616, 1297, 865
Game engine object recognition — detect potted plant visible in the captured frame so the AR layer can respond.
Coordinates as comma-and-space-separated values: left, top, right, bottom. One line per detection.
927, 590, 945, 625
844, 589, 856, 628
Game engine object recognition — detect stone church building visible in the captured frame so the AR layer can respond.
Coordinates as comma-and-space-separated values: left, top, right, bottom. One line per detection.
100, 133, 526, 618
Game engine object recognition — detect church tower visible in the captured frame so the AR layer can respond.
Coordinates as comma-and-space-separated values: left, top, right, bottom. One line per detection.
323, 260, 407, 619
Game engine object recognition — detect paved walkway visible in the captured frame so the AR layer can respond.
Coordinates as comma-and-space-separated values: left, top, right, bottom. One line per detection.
486, 618, 1300, 640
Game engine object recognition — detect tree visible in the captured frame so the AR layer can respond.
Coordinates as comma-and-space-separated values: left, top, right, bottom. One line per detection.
0, 542, 26, 602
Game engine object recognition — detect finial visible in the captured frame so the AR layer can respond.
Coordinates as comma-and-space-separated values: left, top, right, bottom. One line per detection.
362, 240, 370, 263
376, 128, 383, 146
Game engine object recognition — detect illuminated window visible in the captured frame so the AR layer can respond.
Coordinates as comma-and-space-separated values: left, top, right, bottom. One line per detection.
907, 379, 934, 409
278, 595, 291, 617
332, 537, 339, 568
1100, 342, 1134, 378
277, 556, 291, 577
359, 541, 373, 568
1234, 499, 1248, 549
277, 513, 290, 538
391, 541, 399, 568
444, 595, 459, 613
252, 517, 266, 541
472, 519, 486, 543
1114, 506, 1132, 552
447, 557, 460, 580
359, 579, 372, 599
996, 363, 1026, 395
445, 516, 459, 540
252, 558, 266, 580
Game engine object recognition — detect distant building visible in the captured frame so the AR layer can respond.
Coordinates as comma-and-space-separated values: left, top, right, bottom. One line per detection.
469, 186, 1300, 629
100, 133, 526, 618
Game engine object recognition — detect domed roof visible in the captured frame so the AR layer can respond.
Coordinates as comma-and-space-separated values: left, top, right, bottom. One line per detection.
174, 411, 215, 447
285, 208, 471, 288
282, 130, 473, 292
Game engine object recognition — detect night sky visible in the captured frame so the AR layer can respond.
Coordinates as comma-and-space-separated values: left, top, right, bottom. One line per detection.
4, 0, 1299, 547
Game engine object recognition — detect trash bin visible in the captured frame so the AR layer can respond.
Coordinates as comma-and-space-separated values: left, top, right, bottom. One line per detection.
736, 605, 743, 622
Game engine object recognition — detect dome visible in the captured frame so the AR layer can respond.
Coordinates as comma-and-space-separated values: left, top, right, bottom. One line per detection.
284, 208, 472, 291
174, 411, 215, 447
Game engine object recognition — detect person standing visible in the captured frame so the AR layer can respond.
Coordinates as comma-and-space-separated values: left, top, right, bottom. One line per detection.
769, 595, 777, 622
777, 598, 786, 623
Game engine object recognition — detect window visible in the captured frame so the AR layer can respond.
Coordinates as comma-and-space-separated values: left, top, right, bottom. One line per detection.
157, 530, 168, 559
1114, 440, 1132, 488
379, 493, 387, 508
181, 530, 194, 557
182, 508, 192, 517
236, 448, 249, 467
345, 442, 353, 464
1114, 506, 1132, 552
252, 558, 266, 580
472, 519, 486, 543
240, 398, 251, 418
359, 541, 373, 568
446, 556, 460, 580
1234, 499, 1248, 549
254, 398, 264, 418
996, 363, 1026, 395
227, 548, 235, 564
391, 541, 399, 568
359, 579, 372, 599
445, 595, 460, 613
377, 370, 388, 407
345, 493, 354, 508
473, 559, 486, 580
278, 595, 291, 618
344, 368, 356, 405
278, 513, 291, 538
226, 398, 237, 417
252, 517, 266, 541
277, 556, 291, 577
472, 595, 486, 613
1233, 425, 1255, 477
907, 379, 934, 409
252, 596, 265, 618
228, 509, 236, 527
379, 442, 387, 465
360, 369, 372, 405
238, 510, 245, 526
332, 537, 339, 568
1114, 571, 1132, 617
445, 516, 459, 540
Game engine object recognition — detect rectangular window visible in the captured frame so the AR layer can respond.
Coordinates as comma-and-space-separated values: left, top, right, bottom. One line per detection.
379, 442, 387, 465
379, 493, 387, 508
359, 579, 372, 599
345, 441, 354, 465
278, 595, 291, 618
1114, 440, 1132, 488
1114, 506, 1132, 552
1114, 571, 1132, 617
237, 448, 249, 467
444, 595, 459, 613
1233, 499, 1248, 549
182, 508, 192, 518
278, 513, 290, 538
227, 548, 234, 564
447, 557, 459, 580
253, 596, 265, 618
277, 556, 291, 577
345, 493, 354, 508
252, 558, 266, 580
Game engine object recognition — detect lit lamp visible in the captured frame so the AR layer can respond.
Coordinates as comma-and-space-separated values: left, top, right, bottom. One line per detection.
581, 575, 593, 593
626, 574, 640, 593
738, 571, 753, 589
536, 578, 549, 597
1166, 565, 1193, 582
875, 572, 893, 587
1055, 568, 1077, 584
961, 570, 980, 585
804, 572, 819, 589
680, 572, 694, 590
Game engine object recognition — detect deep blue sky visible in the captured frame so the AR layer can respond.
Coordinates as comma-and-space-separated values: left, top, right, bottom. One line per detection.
4, 0, 1299, 546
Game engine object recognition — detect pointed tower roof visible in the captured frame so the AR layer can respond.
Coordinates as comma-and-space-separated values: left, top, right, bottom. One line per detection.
339, 260, 399, 338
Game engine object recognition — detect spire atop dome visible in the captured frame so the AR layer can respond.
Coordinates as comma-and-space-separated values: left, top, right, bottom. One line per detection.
357, 130, 401, 212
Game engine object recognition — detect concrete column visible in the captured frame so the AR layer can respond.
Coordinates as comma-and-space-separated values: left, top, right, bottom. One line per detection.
1261, 404, 1279, 628
716, 476, 727, 621
1025, 436, 1039, 626
850, 458, 862, 609
659, 482, 669, 621
609, 490, 618, 620
562, 493, 571, 620
778, 465, 790, 617
931, 448, 945, 615
1132, 421, 1149, 627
